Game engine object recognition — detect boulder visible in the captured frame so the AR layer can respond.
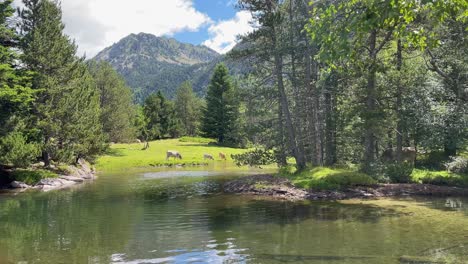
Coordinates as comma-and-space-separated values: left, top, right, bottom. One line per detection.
10, 181, 30, 189
59, 176, 84, 183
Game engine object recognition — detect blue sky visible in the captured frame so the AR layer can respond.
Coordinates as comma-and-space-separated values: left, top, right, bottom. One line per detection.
172, 0, 238, 46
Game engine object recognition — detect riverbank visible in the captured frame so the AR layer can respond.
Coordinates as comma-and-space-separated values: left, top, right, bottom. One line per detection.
224, 174, 468, 201
1, 159, 95, 192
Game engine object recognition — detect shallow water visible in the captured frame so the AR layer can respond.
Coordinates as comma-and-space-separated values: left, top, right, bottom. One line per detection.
0, 168, 467, 264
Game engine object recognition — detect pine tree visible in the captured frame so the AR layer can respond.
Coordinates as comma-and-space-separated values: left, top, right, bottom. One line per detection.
174, 81, 202, 136
201, 64, 240, 145
88, 61, 136, 143
19, 0, 105, 164
0, 0, 37, 167
143, 91, 179, 139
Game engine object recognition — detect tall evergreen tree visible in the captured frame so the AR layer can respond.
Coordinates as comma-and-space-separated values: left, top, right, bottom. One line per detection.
0, 0, 38, 167
143, 91, 179, 139
88, 61, 136, 143
174, 81, 202, 136
201, 63, 240, 145
19, 0, 105, 164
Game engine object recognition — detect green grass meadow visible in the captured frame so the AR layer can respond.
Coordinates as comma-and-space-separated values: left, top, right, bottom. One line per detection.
96, 138, 249, 172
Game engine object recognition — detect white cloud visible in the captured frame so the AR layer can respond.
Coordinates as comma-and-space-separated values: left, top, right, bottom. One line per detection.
14, 0, 212, 57
203, 11, 253, 54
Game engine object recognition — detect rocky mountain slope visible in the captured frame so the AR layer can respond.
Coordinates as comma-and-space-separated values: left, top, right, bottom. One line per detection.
93, 33, 252, 102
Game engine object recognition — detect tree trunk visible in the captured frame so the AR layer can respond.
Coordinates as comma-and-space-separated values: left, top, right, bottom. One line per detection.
277, 104, 288, 166
324, 77, 337, 166
363, 30, 378, 172
395, 39, 403, 162
288, 0, 307, 169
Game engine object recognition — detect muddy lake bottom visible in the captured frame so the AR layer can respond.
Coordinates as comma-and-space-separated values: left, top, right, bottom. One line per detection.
1, 168, 467, 263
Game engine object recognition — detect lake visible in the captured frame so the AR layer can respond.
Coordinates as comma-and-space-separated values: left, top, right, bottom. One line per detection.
1, 168, 467, 263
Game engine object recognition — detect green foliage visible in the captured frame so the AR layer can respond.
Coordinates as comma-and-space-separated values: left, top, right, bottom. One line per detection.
231, 148, 276, 167
88, 61, 136, 143
411, 169, 468, 187
201, 63, 242, 146
143, 91, 181, 140
18, 0, 107, 164
384, 162, 414, 183
444, 156, 468, 174
174, 81, 203, 136
10, 169, 57, 185
283, 167, 376, 190
0, 132, 40, 168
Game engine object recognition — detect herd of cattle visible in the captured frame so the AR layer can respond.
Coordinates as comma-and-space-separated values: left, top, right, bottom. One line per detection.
166, 150, 227, 161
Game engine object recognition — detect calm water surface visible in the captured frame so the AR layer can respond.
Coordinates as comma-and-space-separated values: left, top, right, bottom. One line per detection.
1, 168, 468, 264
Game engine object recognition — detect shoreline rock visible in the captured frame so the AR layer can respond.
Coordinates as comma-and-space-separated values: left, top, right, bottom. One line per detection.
4, 159, 96, 192
224, 174, 468, 201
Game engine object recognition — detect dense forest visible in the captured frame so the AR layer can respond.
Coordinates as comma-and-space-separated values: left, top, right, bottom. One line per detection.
0, 0, 467, 183
230, 0, 467, 178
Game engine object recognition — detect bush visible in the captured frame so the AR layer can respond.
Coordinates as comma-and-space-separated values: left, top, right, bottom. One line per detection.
0, 132, 40, 168
11, 169, 57, 185
231, 148, 277, 167
411, 169, 468, 187
444, 156, 468, 174
384, 162, 414, 183
416, 151, 450, 170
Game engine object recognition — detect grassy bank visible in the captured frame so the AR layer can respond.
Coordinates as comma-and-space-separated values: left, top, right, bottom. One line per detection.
281, 167, 376, 190
96, 137, 248, 172
279, 166, 468, 190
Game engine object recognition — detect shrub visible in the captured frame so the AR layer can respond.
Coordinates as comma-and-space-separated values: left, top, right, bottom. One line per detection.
11, 169, 57, 185
231, 149, 276, 167
411, 169, 468, 187
444, 156, 468, 174
0, 132, 40, 168
384, 162, 414, 183
416, 151, 450, 170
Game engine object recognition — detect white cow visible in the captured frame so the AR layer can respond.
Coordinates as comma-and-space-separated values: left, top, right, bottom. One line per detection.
203, 154, 214, 160
166, 150, 182, 160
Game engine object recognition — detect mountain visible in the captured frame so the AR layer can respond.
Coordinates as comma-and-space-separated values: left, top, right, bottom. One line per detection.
94, 33, 222, 102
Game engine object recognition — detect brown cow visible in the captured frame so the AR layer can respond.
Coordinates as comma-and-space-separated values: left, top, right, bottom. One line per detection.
219, 152, 226, 160
382, 147, 416, 163
203, 154, 214, 160
166, 150, 182, 160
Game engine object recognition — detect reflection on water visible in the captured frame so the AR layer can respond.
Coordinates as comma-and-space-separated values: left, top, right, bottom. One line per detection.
0, 168, 467, 263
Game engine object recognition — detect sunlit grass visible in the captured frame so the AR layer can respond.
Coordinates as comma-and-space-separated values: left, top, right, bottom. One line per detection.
281, 166, 376, 190
411, 169, 468, 187
96, 138, 250, 172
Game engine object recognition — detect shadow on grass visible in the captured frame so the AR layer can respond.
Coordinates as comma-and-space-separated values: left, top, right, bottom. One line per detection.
104, 148, 126, 157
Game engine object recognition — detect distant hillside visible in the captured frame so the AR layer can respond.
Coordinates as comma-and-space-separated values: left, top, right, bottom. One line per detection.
94, 33, 222, 102
93, 33, 255, 103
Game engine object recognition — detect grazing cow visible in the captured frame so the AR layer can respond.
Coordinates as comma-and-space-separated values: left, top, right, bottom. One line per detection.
219, 152, 226, 160
166, 150, 182, 160
382, 147, 416, 163
203, 154, 214, 160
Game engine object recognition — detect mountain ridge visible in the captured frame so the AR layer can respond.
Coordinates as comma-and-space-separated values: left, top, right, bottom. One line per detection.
93, 33, 251, 102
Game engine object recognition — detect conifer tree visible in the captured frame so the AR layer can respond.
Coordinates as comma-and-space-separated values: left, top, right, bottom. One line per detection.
88, 61, 136, 143
201, 64, 240, 145
174, 81, 202, 136
0, 0, 38, 167
19, 0, 105, 164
